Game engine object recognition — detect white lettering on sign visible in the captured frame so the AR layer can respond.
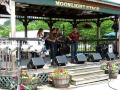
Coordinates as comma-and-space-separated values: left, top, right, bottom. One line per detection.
55, 1, 100, 11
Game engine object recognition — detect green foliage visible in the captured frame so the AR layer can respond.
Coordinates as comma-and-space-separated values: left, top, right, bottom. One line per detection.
53, 21, 72, 36
101, 20, 114, 36
0, 25, 5, 30
101, 62, 119, 74
0, 19, 115, 38
0, 25, 10, 37
3, 20, 10, 26
4, 19, 22, 26
28, 20, 49, 30
16, 25, 24, 31
77, 22, 97, 39
111, 64, 119, 73
0, 19, 24, 37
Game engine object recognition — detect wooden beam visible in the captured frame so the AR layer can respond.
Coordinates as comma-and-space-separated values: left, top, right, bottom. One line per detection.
118, 16, 120, 57
96, 18, 100, 45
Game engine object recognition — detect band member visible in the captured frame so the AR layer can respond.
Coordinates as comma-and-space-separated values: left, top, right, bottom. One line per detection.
37, 28, 44, 39
37, 28, 44, 45
47, 28, 57, 65
68, 28, 80, 63
56, 28, 63, 55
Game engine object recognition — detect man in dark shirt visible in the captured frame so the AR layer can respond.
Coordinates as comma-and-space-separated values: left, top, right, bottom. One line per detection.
47, 28, 57, 65
68, 28, 80, 63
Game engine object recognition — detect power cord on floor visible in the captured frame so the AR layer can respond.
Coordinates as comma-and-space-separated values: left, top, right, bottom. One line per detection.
108, 79, 118, 90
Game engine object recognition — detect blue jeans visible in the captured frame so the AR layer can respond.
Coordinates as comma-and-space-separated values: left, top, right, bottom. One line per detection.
49, 43, 57, 59
71, 42, 78, 59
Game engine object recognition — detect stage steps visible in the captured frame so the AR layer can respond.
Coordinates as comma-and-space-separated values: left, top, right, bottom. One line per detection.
66, 64, 108, 85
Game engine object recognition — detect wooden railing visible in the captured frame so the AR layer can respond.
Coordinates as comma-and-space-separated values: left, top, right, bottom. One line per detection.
77, 39, 118, 53
0, 38, 118, 53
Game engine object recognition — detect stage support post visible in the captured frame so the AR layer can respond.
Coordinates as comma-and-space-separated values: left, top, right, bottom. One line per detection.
118, 16, 120, 57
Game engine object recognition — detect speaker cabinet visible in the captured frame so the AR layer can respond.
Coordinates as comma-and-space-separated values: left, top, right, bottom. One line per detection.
106, 53, 116, 60
27, 57, 45, 69
20, 59, 30, 68
75, 53, 87, 64
89, 53, 102, 62
55, 55, 68, 66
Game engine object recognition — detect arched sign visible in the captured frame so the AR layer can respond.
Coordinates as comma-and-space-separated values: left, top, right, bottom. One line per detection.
55, 1, 100, 11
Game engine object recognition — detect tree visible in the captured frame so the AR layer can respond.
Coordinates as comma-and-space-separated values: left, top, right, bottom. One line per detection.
27, 20, 49, 30
53, 21, 72, 36
0, 25, 10, 37
77, 22, 97, 39
0, 19, 115, 38
101, 20, 113, 36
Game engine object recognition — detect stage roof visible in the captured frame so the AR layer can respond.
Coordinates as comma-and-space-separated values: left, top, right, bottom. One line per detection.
0, 0, 120, 19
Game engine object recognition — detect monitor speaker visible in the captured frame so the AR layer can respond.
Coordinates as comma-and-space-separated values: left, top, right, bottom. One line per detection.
106, 53, 115, 60
55, 55, 68, 66
20, 59, 30, 68
89, 53, 102, 62
27, 57, 45, 69
75, 53, 87, 64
